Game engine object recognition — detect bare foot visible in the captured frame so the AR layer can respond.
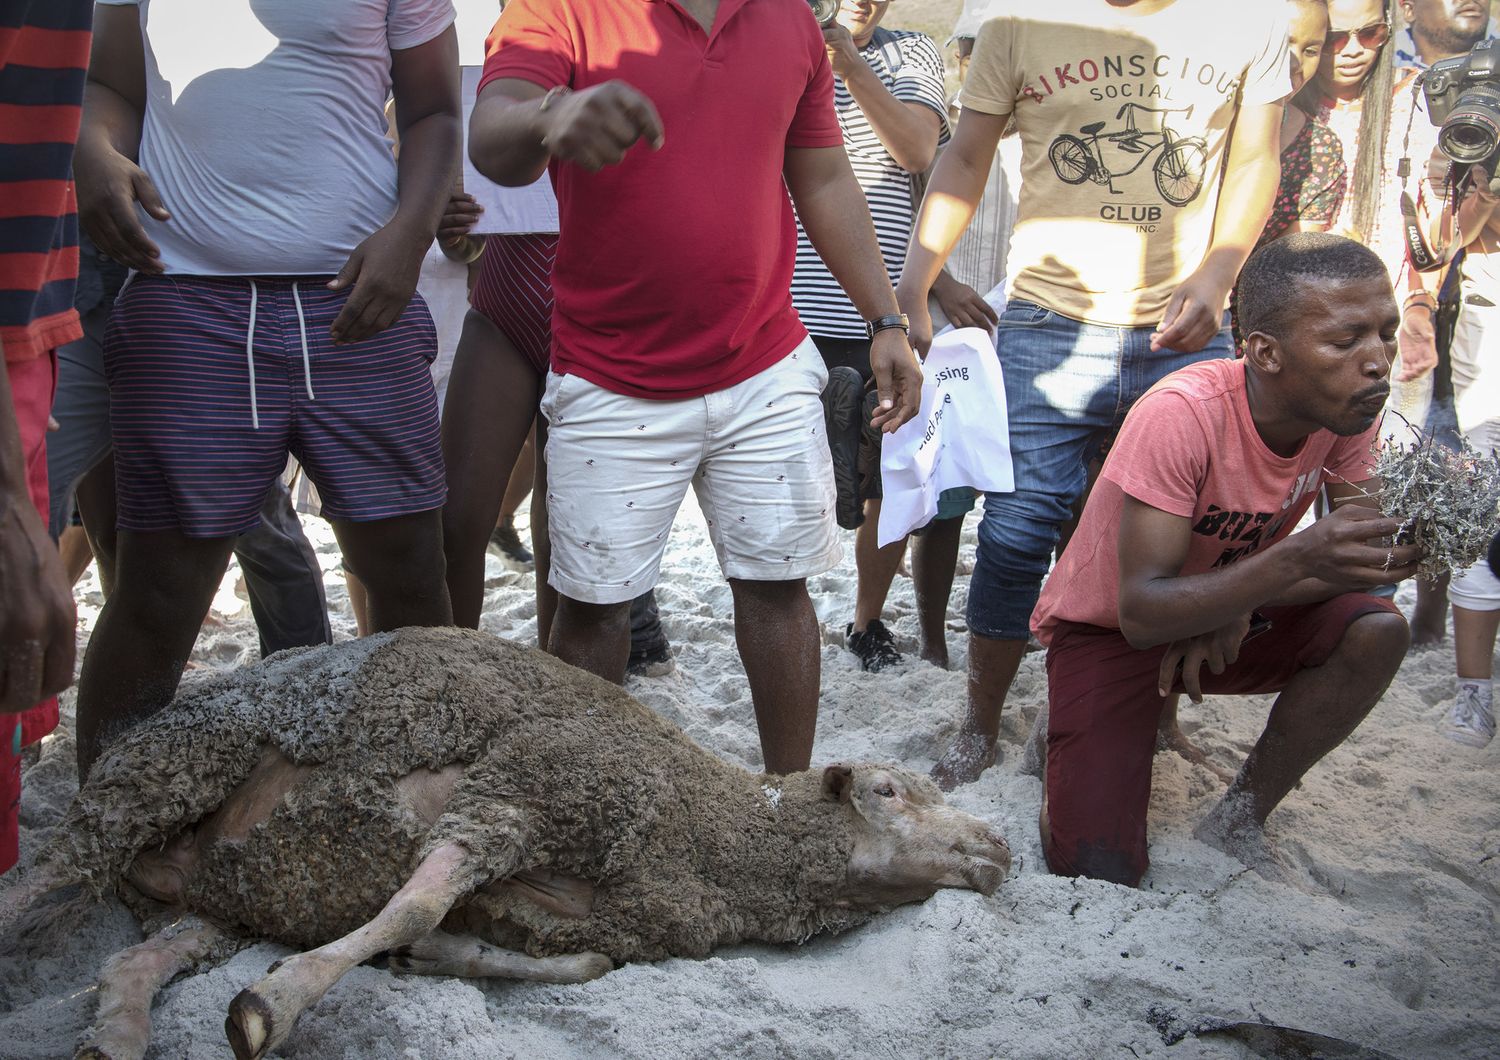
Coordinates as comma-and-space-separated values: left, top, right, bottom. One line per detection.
1194, 794, 1293, 884
1408, 596, 1447, 650
1407, 623, 1446, 651
931, 730, 1000, 791
1157, 719, 1234, 783
918, 646, 949, 670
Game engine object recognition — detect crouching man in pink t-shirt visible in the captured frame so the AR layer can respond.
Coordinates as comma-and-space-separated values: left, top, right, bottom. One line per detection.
1030, 233, 1424, 887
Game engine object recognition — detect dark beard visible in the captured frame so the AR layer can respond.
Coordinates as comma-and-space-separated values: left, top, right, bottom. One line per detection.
1421, 20, 1488, 58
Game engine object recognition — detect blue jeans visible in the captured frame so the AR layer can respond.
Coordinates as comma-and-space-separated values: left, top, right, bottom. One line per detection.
1425, 393, 1462, 452
967, 300, 1233, 639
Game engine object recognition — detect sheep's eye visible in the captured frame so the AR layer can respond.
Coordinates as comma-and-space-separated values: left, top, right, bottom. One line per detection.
874, 785, 896, 798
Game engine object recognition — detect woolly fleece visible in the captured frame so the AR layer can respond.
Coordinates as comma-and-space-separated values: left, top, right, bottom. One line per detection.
40, 629, 871, 959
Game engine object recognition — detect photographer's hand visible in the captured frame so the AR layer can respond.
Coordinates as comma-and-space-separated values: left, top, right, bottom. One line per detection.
1395, 301, 1438, 382
822, 24, 863, 80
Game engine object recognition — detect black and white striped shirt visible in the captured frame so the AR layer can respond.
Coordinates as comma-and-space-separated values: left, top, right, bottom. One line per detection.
792, 28, 949, 340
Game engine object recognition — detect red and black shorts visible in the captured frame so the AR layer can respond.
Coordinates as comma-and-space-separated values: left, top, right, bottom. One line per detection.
470, 233, 557, 375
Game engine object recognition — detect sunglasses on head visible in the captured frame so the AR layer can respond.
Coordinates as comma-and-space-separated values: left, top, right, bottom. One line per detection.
1326, 21, 1390, 52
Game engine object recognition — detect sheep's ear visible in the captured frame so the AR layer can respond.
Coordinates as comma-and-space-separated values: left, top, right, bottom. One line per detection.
822, 765, 854, 803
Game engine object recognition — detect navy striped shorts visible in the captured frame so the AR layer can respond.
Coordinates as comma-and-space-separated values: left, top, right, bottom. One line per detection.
103, 274, 446, 538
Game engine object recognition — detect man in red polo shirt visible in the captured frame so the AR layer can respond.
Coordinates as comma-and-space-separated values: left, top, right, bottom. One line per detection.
471, 0, 922, 773
1, 0, 91, 874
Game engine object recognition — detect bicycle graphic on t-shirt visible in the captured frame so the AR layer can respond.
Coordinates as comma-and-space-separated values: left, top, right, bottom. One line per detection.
1047, 103, 1207, 206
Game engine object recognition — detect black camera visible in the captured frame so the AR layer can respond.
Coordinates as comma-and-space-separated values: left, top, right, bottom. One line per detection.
809, 0, 841, 28
1424, 37, 1500, 169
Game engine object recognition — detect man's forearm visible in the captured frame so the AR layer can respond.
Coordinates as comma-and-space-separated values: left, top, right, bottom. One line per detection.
1265, 577, 1344, 607
793, 168, 900, 318
893, 128, 996, 307
79, 81, 143, 164
1199, 149, 1279, 285
391, 111, 461, 239
840, 63, 937, 174
469, 89, 551, 187
1119, 541, 1304, 648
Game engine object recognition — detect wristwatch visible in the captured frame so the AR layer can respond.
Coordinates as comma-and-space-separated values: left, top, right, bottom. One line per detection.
866, 313, 909, 339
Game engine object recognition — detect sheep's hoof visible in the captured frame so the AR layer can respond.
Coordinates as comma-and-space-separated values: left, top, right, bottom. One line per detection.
75, 1047, 116, 1060
225, 988, 275, 1060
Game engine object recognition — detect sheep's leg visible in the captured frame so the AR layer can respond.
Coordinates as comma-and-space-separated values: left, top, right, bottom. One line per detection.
389, 930, 612, 983
77, 917, 228, 1060
224, 841, 486, 1060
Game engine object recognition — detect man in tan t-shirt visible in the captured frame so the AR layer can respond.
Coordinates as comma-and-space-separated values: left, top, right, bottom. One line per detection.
895, 0, 1292, 789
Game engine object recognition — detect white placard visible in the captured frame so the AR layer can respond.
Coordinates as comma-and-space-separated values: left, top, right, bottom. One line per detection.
876, 323, 1014, 547
461, 65, 558, 235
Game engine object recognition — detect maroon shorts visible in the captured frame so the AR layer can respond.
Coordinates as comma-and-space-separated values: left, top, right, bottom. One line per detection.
1042, 593, 1400, 887
470, 232, 557, 375
3, 353, 62, 875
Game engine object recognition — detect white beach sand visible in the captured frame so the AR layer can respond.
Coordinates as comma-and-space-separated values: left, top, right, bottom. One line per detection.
2, 498, 1496, 1058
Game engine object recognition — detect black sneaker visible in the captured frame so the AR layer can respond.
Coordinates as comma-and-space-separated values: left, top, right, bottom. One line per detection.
488, 518, 534, 567
627, 643, 675, 678
846, 619, 902, 672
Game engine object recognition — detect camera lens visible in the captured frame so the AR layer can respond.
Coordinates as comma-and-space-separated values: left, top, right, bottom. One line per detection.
1440, 111, 1500, 164
809, 0, 841, 26
1439, 84, 1500, 164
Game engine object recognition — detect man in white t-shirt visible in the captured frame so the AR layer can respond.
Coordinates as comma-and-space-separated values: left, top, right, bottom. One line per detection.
72, 0, 462, 775
896, 0, 1293, 788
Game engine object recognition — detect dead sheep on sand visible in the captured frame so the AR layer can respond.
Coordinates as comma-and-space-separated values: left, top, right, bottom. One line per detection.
1, 627, 1011, 1060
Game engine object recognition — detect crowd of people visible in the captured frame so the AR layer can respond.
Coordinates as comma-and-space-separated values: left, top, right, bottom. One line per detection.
1, 0, 1497, 891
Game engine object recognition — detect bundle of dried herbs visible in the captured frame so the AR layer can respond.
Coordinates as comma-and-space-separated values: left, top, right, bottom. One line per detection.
1369, 426, 1500, 578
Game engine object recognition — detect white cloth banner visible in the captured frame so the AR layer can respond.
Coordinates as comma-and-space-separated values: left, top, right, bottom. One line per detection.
876, 326, 1014, 547
461, 66, 559, 235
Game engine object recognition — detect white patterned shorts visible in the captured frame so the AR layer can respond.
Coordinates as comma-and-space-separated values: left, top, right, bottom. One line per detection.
540, 339, 841, 604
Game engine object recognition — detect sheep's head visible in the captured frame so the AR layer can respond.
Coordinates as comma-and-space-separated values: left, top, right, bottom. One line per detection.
822, 763, 1011, 908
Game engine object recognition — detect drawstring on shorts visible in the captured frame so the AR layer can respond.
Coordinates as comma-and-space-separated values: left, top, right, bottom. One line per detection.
244, 279, 317, 430
246, 279, 260, 429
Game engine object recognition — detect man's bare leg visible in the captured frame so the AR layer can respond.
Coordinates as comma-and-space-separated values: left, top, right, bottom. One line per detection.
75, 529, 236, 778
549, 595, 630, 683
59, 524, 94, 587
1196, 612, 1409, 870
1453, 603, 1500, 681
226, 842, 491, 1060
344, 568, 372, 638
497, 423, 536, 527
1409, 573, 1450, 648
911, 514, 963, 668
851, 497, 906, 633
74, 453, 118, 595
79, 918, 230, 1060
389, 930, 611, 983
730, 577, 819, 774
331, 510, 451, 632
438, 310, 542, 627
932, 633, 1026, 790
